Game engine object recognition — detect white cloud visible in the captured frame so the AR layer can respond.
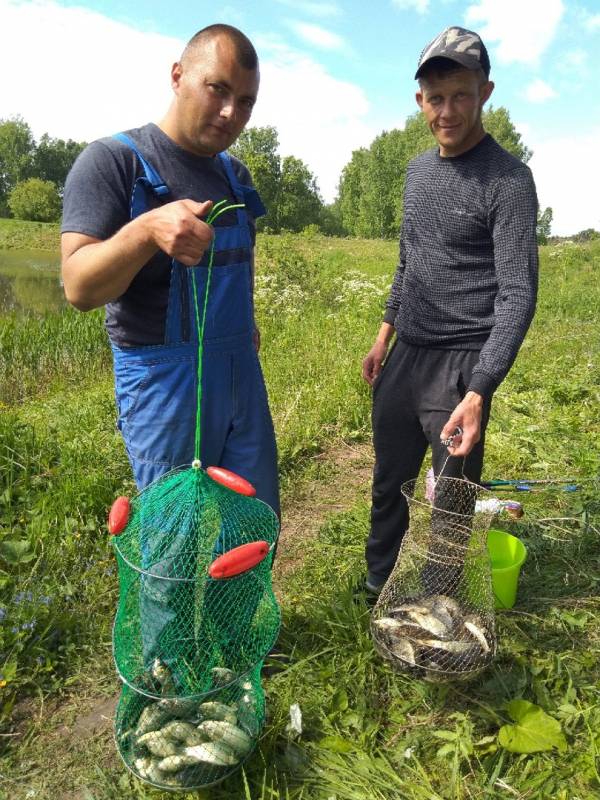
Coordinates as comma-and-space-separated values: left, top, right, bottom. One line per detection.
287, 20, 346, 50
0, 0, 377, 203
465, 0, 564, 65
528, 129, 600, 235
585, 13, 600, 30
524, 78, 557, 103
0, 0, 179, 143
275, 0, 342, 17
391, 0, 430, 14
252, 44, 375, 201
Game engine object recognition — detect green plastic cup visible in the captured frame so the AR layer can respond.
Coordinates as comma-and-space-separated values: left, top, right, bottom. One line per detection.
487, 529, 527, 609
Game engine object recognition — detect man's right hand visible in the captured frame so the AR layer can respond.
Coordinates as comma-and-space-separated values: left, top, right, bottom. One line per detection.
362, 340, 389, 385
145, 199, 214, 266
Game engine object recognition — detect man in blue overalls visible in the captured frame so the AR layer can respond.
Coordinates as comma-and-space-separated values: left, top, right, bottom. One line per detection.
60, 24, 279, 516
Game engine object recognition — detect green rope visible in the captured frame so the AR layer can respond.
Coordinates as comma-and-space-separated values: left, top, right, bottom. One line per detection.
191, 201, 246, 464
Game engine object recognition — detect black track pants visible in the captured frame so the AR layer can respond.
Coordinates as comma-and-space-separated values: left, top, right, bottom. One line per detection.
366, 340, 492, 583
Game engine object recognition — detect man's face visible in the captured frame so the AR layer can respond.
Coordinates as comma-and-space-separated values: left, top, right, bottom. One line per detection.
171, 36, 259, 157
416, 69, 494, 157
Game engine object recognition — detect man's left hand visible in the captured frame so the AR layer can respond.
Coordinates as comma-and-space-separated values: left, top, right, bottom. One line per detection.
440, 391, 484, 457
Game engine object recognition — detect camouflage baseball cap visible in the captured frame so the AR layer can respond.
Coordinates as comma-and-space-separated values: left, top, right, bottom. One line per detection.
415, 26, 490, 79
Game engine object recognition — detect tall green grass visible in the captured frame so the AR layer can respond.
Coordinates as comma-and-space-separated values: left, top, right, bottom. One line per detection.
1, 234, 599, 799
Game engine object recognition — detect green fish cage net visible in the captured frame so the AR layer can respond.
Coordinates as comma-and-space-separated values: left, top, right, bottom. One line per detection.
106, 201, 282, 790
371, 476, 497, 683
111, 464, 280, 790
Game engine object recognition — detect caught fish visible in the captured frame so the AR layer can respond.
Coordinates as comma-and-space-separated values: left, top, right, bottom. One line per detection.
137, 730, 180, 758
183, 741, 239, 766
406, 610, 451, 639
135, 703, 171, 737
151, 659, 177, 694
463, 616, 491, 653
211, 667, 236, 687
420, 638, 478, 654
160, 720, 206, 745
158, 753, 200, 773
198, 701, 237, 725
389, 637, 416, 666
134, 756, 152, 776
197, 720, 253, 757
389, 603, 431, 616
157, 697, 198, 717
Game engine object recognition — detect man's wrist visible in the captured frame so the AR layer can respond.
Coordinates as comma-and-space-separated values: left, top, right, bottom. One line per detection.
464, 390, 484, 408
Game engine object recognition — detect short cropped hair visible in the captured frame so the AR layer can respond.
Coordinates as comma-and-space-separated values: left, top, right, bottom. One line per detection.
418, 57, 487, 87
181, 24, 258, 70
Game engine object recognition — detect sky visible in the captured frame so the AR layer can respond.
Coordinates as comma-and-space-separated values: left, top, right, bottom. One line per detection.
1, 0, 599, 235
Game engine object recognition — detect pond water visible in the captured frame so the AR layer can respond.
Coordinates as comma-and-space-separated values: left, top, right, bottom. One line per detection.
0, 249, 64, 314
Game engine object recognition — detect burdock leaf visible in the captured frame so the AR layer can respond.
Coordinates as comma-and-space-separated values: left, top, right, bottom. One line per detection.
0, 539, 34, 565
498, 700, 567, 754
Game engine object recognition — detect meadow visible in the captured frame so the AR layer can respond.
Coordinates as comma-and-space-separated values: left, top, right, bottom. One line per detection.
0, 229, 599, 799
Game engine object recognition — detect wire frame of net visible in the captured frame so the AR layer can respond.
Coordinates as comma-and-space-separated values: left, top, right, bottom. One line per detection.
112, 465, 281, 695
115, 664, 265, 791
371, 476, 497, 682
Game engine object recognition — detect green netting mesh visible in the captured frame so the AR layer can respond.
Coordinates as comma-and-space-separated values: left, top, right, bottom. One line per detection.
115, 664, 265, 790
371, 476, 497, 682
111, 465, 280, 789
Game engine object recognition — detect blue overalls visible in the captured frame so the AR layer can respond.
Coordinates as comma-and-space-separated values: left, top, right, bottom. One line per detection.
110, 134, 279, 516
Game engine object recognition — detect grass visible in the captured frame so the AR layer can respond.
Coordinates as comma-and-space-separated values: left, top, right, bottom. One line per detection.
0, 218, 60, 251
0, 231, 599, 798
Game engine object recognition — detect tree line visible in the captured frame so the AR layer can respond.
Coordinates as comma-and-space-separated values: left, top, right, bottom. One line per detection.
0, 112, 554, 241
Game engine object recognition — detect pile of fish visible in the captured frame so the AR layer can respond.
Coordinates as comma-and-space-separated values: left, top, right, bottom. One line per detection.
372, 594, 494, 680
120, 662, 257, 788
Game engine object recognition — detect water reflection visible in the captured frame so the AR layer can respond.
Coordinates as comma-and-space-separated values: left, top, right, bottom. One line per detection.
0, 249, 64, 314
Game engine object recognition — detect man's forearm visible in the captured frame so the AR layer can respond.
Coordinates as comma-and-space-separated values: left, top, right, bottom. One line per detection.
62, 217, 158, 311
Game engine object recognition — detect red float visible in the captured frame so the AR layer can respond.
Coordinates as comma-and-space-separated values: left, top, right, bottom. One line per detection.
206, 466, 256, 497
209, 541, 270, 579
108, 496, 130, 536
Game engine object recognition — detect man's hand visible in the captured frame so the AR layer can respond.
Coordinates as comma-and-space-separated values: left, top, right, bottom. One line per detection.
144, 199, 214, 266
362, 340, 389, 385
440, 391, 484, 457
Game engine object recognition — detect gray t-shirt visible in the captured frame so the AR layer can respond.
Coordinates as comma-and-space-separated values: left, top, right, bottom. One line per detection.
62, 123, 256, 347
384, 134, 538, 398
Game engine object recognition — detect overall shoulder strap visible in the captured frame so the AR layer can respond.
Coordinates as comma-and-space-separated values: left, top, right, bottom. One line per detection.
113, 133, 170, 198
218, 151, 267, 219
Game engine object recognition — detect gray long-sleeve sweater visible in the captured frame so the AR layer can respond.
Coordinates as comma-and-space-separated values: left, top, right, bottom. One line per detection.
384, 134, 538, 398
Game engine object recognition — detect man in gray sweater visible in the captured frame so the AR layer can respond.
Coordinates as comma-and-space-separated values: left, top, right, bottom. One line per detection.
362, 26, 538, 594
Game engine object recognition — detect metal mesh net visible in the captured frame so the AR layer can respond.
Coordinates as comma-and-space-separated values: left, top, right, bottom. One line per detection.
111, 464, 279, 789
371, 476, 497, 682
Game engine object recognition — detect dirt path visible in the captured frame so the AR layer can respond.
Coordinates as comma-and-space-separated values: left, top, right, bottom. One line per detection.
7, 441, 373, 800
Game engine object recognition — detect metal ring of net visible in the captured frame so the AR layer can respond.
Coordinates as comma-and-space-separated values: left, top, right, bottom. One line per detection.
371, 476, 497, 682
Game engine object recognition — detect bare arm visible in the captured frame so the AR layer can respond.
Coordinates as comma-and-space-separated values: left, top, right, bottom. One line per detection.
362, 322, 395, 385
62, 199, 214, 311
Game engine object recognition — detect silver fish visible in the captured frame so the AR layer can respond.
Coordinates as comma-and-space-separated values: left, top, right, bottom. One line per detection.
197, 720, 253, 757
406, 610, 450, 639
211, 667, 236, 687
135, 703, 171, 737
389, 637, 416, 666
157, 697, 197, 717
183, 741, 239, 766
463, 616, 491, 653
198, 701, 237, 725
420, 638, 480, 655
158, 753, 200, 772
389, 603, 432, 616
137, 730, 180, 758
151, 659, 177, 694
160, 720, 205, 745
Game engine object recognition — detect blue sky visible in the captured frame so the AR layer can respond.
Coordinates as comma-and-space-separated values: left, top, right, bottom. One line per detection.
2, 0, 600, 234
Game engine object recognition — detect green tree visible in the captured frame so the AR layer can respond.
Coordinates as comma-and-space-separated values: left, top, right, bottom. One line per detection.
482, 106, 532, 163
277, 156, 322, 232
536, 207, 553, 245
336, 106, 531, 239
229, 126, 281, 230
8, 178, 62, 222
0, 116, 36, 215
32, 134, 86, 194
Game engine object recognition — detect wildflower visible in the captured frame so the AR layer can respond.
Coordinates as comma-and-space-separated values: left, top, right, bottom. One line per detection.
0, 608, 6, 621
14, 591, 33, 604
